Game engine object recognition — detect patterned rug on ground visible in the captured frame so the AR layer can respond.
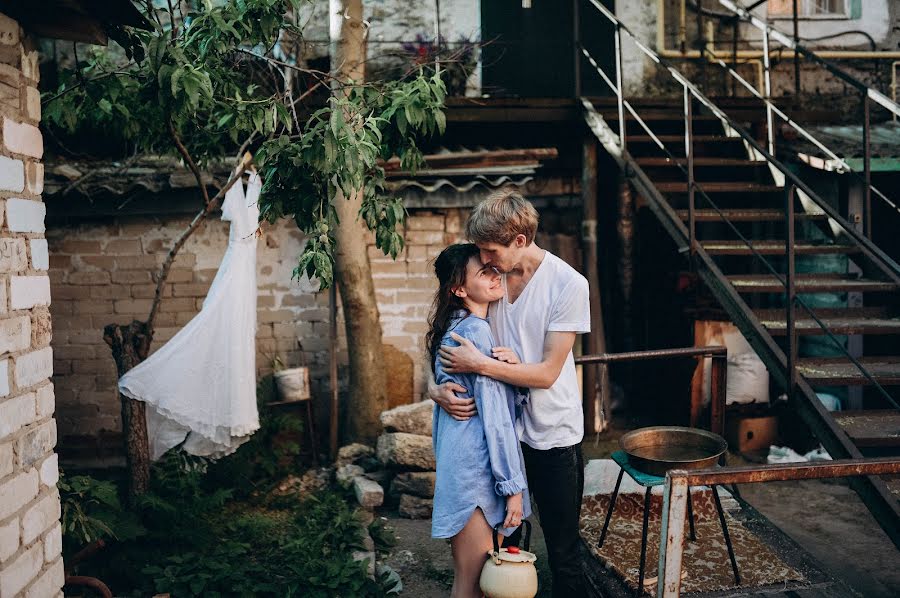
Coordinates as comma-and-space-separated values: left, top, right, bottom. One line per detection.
580, 489, 804, 594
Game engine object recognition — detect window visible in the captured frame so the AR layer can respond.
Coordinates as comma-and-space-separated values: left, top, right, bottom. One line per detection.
768, 0, 850, 18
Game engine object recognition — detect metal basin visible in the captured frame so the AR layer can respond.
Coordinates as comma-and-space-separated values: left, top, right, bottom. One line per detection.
620, 426, 728, 477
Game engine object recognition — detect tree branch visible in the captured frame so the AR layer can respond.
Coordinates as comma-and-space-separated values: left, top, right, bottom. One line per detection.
168, 119, 211, 207
145, 167, 247, 334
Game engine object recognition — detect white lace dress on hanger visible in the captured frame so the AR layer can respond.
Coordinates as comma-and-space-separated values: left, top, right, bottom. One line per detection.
119, 173, 262, 460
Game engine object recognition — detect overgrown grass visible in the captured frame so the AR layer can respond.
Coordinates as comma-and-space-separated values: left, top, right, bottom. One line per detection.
60, 377, 398, 597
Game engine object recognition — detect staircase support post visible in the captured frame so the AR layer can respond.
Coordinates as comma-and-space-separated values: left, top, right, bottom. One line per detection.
863, 94, 872, 239
683, 84, 696, 256
785, 185, 798, 395
762, 27, 775, 155
614, 24, 626, 150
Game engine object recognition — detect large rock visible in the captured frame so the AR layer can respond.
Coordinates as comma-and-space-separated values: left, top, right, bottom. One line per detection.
398, 494, 433, 519
336, 443, 374, 467
336, 464, 365, 488
268, 467, 333, 502
390, 472, 436, 499
377, 433, 436, 470
380, 400, 434, 436
353, 476, 385, 509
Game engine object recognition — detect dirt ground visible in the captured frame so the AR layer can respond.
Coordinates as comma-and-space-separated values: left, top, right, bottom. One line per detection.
379, 430, 900, 597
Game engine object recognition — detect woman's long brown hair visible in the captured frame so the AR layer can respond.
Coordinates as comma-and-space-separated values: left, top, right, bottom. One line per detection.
425, 243, 480, 375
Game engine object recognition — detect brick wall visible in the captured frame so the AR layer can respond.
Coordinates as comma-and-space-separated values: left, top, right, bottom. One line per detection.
48, 200, 581, 464
0, 12, 65, 598
47, 207, 471, 462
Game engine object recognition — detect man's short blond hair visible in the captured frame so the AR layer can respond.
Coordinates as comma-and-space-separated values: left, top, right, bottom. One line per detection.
465, 187, 539, 246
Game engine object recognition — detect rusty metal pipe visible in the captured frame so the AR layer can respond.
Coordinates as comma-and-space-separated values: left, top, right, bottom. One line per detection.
575, 346, 727, 365
65, 576, 113, 598
672, 456, 900, 486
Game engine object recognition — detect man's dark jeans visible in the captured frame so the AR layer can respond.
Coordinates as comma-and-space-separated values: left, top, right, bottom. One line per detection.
517, 441, 587, 598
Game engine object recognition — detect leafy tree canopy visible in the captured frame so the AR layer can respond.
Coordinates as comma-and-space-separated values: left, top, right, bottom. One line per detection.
45, 0, 447, 288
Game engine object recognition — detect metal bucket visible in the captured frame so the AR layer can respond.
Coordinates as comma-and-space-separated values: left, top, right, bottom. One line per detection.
620, 426, 728, 477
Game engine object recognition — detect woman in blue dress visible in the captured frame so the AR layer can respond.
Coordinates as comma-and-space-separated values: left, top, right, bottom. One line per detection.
425, 243, 531, 597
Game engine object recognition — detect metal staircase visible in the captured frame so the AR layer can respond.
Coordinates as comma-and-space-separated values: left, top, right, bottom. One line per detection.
579, 0, 900, 547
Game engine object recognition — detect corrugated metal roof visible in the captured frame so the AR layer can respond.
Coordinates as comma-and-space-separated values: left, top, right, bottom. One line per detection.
793, 122, 900, 173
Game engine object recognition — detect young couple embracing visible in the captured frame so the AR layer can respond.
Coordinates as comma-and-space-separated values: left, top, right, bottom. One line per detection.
425, 188, 590, 597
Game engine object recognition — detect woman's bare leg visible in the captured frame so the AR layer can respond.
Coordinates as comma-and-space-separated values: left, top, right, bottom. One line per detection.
450, 508, 499, 598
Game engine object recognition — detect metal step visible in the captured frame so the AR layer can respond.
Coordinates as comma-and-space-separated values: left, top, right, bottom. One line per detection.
728, 274, 897, 294
657, 182, 783, 194
676, 209, 829, 222
797, 357, 900, 386
637, 157, 763, 167
701, 240, 860, 256
833, 410, 900, 448
756, 307, 900, 336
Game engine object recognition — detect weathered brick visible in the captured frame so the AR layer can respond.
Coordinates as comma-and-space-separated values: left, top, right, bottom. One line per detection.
406, 214, 444, 231
50, 285, 89, 300
88, 285, 130, 300
116, 255, 160, 270
21, 50, 39, 83
31, 308, 51, 348
113, 299, 152, 315
0, 441, 12, 478
2, 117, 42, 158
0, 314, 30, 353
111, 270, 150, 284
0, 469, 38, 520
79, 255, 116, 270
14, 347, 53, 389
405, 230, 445, 245
52, 240, 100, 254
22, 489, 60, 545
0, 542, 42, 597
445, 210, 464, 233
43, 522, 61, 563
0, 237, 27, 273
103, 239, 141, 254
24, 86, 39, 121
0, 359, 8, 397
67, 271, 110, 285
35, 382, 53, 418
165, 269, 193, 283
10, 275, 50, 309
0, 155, 24, 192
72, 360, 114, 375
72, 300, 112, 315
0, 13, 20, 47
38, 454, 58, 489
24, 161, 42, 195
16, 419, 56, 469
0, 516, 18, 563
25, 556, 64, 598
5, 198, 44, 233
0, 392, 34, 439
29, 238, 48, 271
172, 283, 210, 298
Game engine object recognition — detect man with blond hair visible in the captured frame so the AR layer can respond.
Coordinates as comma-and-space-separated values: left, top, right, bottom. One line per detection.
431, 187, 590, 597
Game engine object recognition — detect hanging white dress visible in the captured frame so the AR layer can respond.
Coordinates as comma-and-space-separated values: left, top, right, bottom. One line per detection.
119, 173, 262, 460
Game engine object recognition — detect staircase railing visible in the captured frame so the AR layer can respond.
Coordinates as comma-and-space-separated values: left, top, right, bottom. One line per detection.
581, 0, 899, 407
714, 0, 900, 236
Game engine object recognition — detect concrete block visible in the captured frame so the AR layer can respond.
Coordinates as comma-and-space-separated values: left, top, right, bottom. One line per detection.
353, 476, 384, 509
24, 161, 42, 195
34, 383, 53, 418
14, 347, 53, 389
24, 86, 39, 121
0, 441, 12, 478
0, 155, 24, 192
10, 276, 51, 310
38, 453, 58, 488
1, 543, 44, 597
43, 522, 61, 563
0, 468, 38, 520
3, 118, 43, 158
0, 237, 27, 273
5, 198, 45, 233
0, 359, 8, 397
0, 516, 18, 563
29, 239, 48, 270
22, 490, 61, 544
0, 315, 30, 353
24, 557, 64, 598
0, 392, 34, 440
16, 419, 56, 469
0, 13, 19, 46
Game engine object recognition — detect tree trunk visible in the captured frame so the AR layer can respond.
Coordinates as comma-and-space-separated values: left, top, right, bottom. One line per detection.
330, 0, 388, 443
103, 321, 152, 498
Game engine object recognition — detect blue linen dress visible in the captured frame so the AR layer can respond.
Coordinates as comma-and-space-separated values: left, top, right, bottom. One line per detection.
431, 312, 531, 539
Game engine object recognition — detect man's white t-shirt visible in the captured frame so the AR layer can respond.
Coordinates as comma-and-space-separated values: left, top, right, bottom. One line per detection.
488, 250, 591, 450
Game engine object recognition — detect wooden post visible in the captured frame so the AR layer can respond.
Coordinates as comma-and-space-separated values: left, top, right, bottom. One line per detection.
657, 473, 690, 597
581, 138, 609, 433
